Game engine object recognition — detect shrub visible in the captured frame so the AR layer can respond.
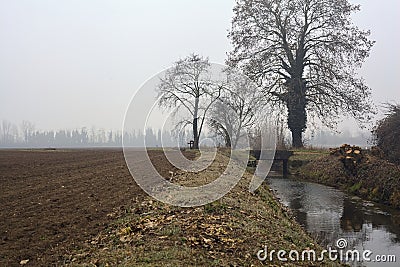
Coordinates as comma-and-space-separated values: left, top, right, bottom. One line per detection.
373, 103, 400, 165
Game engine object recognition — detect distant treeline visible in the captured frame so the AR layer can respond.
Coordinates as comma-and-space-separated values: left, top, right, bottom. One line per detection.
0, 120, 371, 148
0, 120, 188, 148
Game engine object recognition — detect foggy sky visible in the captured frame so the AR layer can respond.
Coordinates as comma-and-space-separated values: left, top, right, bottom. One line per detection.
1, 0, 399, 132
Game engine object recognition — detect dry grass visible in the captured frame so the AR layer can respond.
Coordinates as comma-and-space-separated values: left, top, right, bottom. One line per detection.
298, 151, 400, 208
65, 152, 343, 266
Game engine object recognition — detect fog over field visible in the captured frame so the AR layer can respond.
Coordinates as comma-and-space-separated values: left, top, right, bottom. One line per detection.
2, 2, 400, 266
0, 0, 399, 147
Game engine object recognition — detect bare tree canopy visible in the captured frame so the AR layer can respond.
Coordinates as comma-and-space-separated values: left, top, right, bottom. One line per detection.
209, 70, 262, 149
229, 0, 375, 147
157, 54, 222, 149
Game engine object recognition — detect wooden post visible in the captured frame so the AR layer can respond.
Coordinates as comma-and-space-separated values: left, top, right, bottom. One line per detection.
282, 159, 289, 177
188, 140, 194, 149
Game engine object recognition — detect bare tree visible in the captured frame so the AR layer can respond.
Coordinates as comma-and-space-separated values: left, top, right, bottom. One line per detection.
2, 120, 12, 144
209, 70, 262, 149
229, 0, 375, 147
157, 54, 222, 149
11, 124, 19, 144
21, 120, 35, 143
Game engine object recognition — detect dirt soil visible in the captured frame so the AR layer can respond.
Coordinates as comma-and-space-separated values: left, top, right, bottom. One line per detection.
0, 149, 185, 266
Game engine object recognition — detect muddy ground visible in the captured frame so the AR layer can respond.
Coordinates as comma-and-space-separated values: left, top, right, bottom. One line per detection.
0, 149, 181, 266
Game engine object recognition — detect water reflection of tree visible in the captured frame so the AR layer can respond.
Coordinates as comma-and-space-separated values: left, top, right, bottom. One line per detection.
339, 198, 370, 267
341, 198, 364, 232
289, 192, 308, 231
339, 197, 400, 267
269, 178, 400, 262
341, 198, 400, 243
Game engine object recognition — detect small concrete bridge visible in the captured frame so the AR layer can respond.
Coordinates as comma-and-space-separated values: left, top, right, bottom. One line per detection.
249, 150, 294, 177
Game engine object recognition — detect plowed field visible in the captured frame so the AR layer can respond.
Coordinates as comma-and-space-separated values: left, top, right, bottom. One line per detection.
0, 149, 178, 266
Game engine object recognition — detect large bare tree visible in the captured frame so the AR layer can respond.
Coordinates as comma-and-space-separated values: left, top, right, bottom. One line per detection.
229, 0, 375, 147
209, 70, 262, 149
157, 54, 222, 149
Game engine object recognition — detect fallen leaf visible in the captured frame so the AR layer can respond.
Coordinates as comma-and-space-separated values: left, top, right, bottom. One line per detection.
20, 259, 29, 265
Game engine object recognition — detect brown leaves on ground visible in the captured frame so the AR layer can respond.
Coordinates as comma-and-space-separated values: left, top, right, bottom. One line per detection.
66, 151, 342, 267
113, 200, 244, 253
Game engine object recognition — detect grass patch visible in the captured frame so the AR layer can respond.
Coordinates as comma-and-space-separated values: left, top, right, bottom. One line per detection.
290, 149, 329, 161
349, 182, 362, 193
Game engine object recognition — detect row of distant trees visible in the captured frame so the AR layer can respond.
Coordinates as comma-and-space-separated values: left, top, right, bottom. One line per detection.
0, 120, 193, 148
0, 118, 372, 149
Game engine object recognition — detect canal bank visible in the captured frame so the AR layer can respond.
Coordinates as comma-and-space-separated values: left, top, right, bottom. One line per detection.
290, 147, 400, 209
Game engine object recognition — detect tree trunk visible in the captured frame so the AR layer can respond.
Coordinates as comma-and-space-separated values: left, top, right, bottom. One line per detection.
193, 117, 199, 149
286, 78, 307, 148
291, 128, 303, 148
193, 97, 200, 149
224, 128, 231, 148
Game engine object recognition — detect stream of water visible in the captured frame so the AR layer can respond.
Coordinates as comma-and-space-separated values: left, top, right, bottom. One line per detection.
267, 175, 400, 267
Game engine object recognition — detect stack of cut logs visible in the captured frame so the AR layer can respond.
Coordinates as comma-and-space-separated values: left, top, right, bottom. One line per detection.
330, 144, 364, 175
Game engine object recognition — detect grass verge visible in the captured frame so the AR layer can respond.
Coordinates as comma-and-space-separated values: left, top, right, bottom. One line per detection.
296, 150, 400, 208
65, 151, 343, 266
